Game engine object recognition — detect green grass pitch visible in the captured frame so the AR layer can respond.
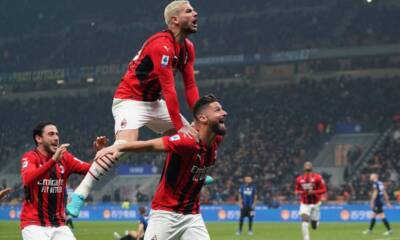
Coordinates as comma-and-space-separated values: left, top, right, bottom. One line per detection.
0, 221, 399, 240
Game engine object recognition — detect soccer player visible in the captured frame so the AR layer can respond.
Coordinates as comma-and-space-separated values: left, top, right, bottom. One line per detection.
0, 187, 12, 201
96, 94, 227, 240
67, 0, 201, 217
363, 173, 393, 236
114, 206, 149, 240
295, 162, 327, 240
20, 122, 111, 240
237, 176, 257, 236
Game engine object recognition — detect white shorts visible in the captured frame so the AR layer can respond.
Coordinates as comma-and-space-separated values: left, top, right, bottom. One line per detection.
112, 99, 189, 134
144, 210, 210, 240
22, 225, 76, 240
299, 203, 320, 221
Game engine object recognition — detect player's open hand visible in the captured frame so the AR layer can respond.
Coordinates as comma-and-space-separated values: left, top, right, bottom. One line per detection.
95, 145, 120, 161
178, 125, 199, 141
52, 143, 70, 162
93, 136, 109, 152
0, 188, 12, 201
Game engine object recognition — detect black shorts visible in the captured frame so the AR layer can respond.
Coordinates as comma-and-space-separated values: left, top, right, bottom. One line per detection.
373, 205, 384, 214
240, 207, 255, 218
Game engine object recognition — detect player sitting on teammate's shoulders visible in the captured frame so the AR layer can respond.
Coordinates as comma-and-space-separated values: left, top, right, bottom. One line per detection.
114, 206, 148, 240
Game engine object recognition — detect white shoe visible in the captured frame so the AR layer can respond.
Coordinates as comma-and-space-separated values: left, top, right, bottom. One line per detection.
248, 231, 253, 235
383, 230, 393, 236
236, 231, 241, 236
362, 230, 371, 235
113, 232, 121, 240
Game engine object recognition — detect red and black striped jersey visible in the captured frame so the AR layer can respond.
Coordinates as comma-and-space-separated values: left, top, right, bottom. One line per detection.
20, 149, 90, 229
152, 133, 223, 214
114, 30, 199, 131
295, 172, 327, 204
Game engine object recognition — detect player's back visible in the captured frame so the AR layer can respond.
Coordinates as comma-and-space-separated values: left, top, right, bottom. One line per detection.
114, 31, 194, 102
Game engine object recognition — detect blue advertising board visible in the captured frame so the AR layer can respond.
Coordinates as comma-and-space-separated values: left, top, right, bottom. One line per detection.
1, 204, 399, 222
117, 164, 158, 175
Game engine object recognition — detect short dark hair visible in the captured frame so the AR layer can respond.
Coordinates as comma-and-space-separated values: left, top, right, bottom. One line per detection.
193, 94, 219, 120
33, 121, 56, 146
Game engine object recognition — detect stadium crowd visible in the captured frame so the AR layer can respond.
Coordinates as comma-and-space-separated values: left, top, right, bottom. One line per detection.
1, 76, 400, 204
1, 0, 399, 72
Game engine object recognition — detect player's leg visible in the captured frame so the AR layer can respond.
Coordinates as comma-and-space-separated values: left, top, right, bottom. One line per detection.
310, 204, 320, 230
180, 214, 210, 240
363, 211, 377, 234
51, 226, 76, 240
237, 208, 245, 235
66, 216, 74, 229
248, 207, 255, 235
299, 204, 311, 240
67, 100, 147, 217
380, 212, 392, 235
21, 226, 51, 240
144, 210, 179, 240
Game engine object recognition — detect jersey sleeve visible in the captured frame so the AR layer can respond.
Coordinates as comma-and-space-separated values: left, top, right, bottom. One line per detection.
20, 152, 56, 186
162, 133, 196, 156
295, 177, 303, 193
181, 40, 199, 109
149, 41, 184, 130
64, 152, 91, 175
314, 175, 327, 195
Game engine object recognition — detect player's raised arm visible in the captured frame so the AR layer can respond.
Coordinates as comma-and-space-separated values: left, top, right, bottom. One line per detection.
0, 188, 12, 201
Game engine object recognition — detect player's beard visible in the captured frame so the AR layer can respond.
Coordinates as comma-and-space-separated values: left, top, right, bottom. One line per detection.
43, 141, 56, 155
211, 121, 226, 136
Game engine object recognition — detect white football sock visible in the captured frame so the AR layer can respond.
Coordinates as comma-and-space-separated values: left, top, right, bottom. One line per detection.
302, 222, 310, 240
74, 140, 128, 198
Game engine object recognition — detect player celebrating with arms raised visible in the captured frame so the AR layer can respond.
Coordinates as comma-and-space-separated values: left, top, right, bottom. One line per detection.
363, 173, 393, 236
295, 162, 326, 240
20, 122, 110, 240
96, 95, 227, 240
67, 0, 201, 217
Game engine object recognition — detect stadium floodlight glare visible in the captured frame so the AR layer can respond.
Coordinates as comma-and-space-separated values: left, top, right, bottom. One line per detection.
86, 77, 95, 83
366, 0, 373, 3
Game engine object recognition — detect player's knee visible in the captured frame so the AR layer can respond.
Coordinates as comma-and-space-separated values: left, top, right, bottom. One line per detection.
301, 214, 309, 222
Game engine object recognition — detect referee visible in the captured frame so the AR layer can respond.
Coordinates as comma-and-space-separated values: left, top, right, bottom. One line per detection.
237, 176, 257, 236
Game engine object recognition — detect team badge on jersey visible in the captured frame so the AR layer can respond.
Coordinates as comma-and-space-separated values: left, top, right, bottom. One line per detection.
161, 55, 169, 67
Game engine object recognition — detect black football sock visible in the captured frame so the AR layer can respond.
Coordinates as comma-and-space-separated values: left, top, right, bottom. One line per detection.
369, 218, 376, 231
382, 218, 391, 231
249, 216, 254, 231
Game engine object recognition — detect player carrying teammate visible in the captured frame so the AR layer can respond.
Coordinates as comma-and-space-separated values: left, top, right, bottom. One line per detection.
113, 206, 149, 240
67, 0, 201, 217
96, 94, 227, 240
237, 176, 257, 236
362, 173, 393, 236
295, 162, 327, 240
20, 122, 110, 240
